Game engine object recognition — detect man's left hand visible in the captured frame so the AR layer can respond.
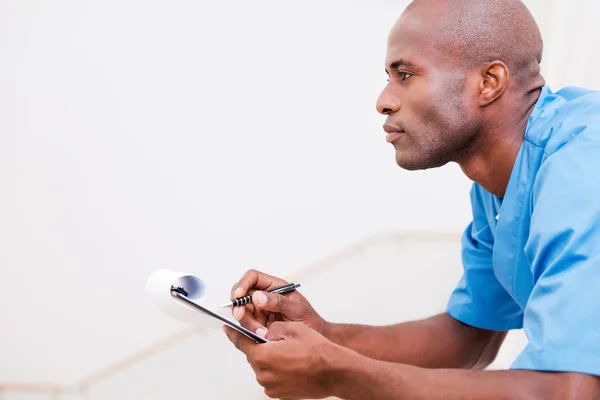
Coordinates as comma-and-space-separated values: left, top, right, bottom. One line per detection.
224, 321, 348, 399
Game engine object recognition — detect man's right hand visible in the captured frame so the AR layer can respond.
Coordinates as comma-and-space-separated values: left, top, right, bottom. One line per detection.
229, 269, 328, 339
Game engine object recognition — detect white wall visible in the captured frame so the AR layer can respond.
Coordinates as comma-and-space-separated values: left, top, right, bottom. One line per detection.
0, 0, 598, 392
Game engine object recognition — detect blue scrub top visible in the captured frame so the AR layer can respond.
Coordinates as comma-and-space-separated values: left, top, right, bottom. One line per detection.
446, 85, 600, 376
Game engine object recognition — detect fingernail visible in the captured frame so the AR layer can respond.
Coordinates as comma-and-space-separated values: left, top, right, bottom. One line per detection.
232, 307, 240, 320
256, 328, 267, 338
234, 287, 243, 297
255, 292, 267, 306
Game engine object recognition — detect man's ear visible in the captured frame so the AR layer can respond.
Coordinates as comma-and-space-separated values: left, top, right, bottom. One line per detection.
477, 61, 509, 106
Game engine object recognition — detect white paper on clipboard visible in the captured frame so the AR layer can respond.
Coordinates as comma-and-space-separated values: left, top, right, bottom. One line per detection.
145, 269, 227, 330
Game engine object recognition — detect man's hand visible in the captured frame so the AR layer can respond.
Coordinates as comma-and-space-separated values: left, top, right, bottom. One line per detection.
223, 321, 347, 399
229, 269, 328, 338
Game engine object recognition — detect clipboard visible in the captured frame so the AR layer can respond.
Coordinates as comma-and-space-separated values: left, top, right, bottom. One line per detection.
170, 288, 268, 344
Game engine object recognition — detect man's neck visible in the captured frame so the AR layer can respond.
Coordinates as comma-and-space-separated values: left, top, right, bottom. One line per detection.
459, 133, 525, 197
458, 90, 542, 198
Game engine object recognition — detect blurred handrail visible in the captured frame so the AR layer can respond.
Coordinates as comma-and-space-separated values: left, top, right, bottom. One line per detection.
76, 326, 204, 390
0, 383, 63, 393
286, 230, 459, 283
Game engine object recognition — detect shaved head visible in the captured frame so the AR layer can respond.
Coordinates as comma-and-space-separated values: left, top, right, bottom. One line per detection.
402, 0, 543, 83
377, 0, 545, 171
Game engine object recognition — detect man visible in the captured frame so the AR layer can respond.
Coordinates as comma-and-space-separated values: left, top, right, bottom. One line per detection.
223, 0, 600, 398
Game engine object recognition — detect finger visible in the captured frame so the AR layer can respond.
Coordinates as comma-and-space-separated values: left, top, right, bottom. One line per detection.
252, 291, 304, 315
232, 305, 246, 321
223, 326, 259, 354
237, 310, 268, 337
231, 302, 257, 320
231, 269, 289, 299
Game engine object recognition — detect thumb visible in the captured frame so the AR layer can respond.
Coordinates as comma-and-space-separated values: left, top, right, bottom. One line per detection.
252, 291, 301, 314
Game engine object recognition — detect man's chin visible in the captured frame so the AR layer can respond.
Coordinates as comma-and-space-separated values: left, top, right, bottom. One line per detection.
395, 152, 447, 171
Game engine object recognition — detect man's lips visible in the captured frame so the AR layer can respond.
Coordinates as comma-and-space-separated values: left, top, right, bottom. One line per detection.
386, 130, 405, 143
383, 123, 405, 144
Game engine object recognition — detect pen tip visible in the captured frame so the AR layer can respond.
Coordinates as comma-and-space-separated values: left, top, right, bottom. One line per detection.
218, 302, 231, 309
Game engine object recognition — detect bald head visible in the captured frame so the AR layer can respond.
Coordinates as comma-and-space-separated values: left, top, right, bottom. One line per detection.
399, 0, 543, 83
377, 0, 546, 171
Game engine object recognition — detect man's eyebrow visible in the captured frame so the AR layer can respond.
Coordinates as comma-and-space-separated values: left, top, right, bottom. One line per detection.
385, 59, 419, 74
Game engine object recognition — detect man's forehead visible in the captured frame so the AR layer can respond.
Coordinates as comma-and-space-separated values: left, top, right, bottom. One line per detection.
388, 5, 444, 47
385, 19, 430, 68
385, 6, 453, 68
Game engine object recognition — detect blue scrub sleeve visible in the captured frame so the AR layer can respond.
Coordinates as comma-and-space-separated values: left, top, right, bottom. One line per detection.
446, 184, 524, 331
512, 141, 600, 376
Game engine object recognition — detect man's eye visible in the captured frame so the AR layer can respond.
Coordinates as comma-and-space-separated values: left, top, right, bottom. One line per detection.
398, 71, 413, 81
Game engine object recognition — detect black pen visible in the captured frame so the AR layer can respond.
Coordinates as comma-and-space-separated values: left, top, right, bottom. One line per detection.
218, 283, 301, 308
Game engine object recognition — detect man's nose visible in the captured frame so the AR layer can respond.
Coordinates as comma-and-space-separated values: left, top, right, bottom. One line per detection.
376, 88, 400, 115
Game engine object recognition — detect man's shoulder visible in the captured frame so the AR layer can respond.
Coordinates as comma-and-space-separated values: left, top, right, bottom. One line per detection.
554, 86, 600, 102
530, 87, 600, 202
526, 85, 600, 156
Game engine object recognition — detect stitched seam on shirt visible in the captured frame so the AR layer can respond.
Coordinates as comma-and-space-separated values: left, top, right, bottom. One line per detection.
510, 167, 528, 302
524, 137, 544, 149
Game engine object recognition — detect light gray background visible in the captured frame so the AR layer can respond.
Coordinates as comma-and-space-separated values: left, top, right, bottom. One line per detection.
1, 0, 598, 396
